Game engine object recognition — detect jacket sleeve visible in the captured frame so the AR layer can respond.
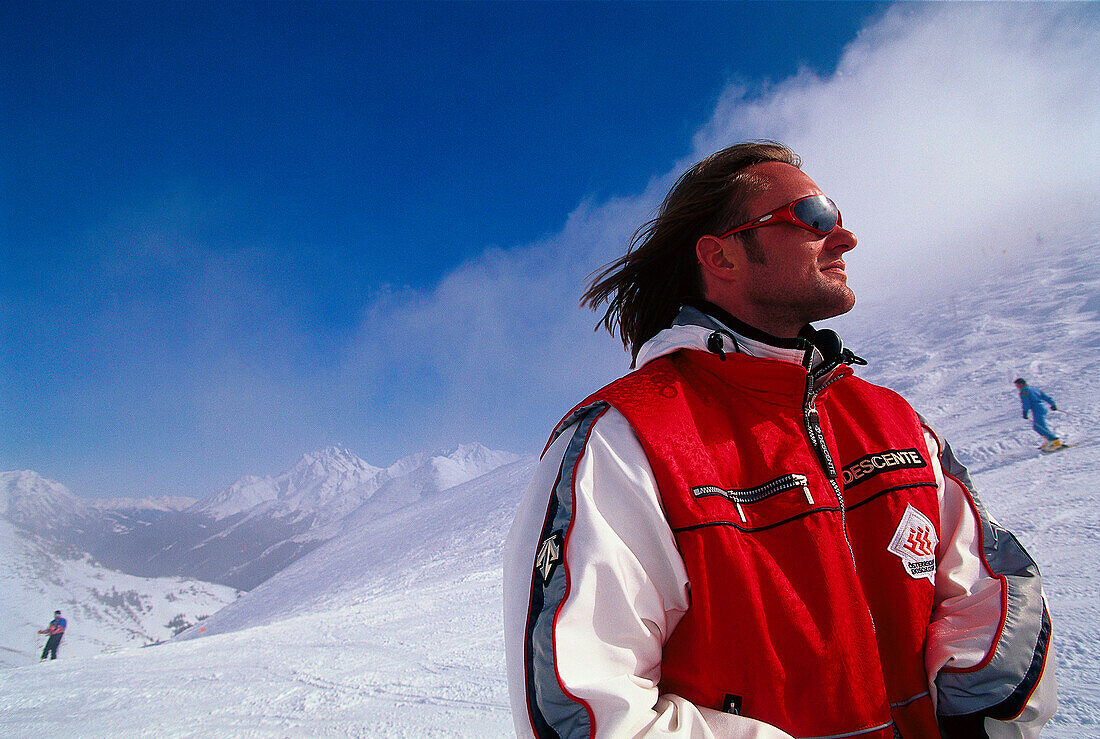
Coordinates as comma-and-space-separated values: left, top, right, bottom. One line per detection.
503, 404, 794, 738
922, 427, 1056, 738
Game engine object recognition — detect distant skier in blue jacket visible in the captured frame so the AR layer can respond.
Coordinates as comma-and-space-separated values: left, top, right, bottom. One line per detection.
1015, 378, 1062, 451
38, 610, 66, 660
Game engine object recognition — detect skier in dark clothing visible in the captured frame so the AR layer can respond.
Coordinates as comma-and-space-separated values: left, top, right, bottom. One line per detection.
38, 610, 66, 660
1015, 378, 1062, 451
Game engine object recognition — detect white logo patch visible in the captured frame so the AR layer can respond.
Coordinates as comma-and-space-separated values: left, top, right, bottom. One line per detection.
535, 531, 563, 585
887, 504, 938, 581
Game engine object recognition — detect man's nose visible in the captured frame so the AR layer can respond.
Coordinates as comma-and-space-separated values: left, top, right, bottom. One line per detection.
827, 226, 856, 252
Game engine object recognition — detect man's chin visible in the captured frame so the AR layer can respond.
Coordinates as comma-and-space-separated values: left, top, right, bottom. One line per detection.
815, 292, 856, 322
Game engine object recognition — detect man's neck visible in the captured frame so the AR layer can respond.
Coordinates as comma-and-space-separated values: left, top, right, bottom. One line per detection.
681, 300, 811, 349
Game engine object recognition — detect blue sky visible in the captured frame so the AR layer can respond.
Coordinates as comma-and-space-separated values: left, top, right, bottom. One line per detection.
3, 2, 1097, 498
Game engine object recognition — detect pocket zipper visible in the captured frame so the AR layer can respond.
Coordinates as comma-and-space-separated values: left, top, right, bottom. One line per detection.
692, 474, 813, 523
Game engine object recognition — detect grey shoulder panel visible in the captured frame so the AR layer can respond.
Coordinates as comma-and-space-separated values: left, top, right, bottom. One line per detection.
545, 401, 610, 457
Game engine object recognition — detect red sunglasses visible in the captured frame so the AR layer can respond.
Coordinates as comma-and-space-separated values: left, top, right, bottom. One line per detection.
717, 194, 842, 239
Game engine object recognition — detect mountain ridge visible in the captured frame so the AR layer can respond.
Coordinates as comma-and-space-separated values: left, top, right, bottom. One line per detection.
0, 439, 523, 656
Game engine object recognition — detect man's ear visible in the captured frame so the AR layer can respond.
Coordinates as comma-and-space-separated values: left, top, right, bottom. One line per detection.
696, 235, 739, 282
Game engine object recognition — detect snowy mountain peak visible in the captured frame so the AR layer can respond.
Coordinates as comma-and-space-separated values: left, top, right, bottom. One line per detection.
0, 469, 91, 531
192, 442, 520, 528
349, 443, 524, 518
420, 443, 522, 492
438, 441, 513, 464
287, 446, 381, 486
195, 447, 380, 522
381, 442, 516, 477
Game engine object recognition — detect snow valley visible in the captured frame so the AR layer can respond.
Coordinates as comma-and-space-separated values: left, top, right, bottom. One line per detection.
0, 443, 520, 666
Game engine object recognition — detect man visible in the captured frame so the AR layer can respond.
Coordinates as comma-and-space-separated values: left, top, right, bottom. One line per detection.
504, 143, 1055, 737
1014, 378, 1062, 451
38, 609, 66, 660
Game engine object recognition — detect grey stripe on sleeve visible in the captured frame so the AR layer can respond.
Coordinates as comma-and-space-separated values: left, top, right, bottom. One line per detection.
524, 403, 607, 738
934, 440, 1052, 719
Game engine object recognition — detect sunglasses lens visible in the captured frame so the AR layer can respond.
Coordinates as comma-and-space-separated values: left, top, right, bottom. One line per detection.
792, 196, 839, 233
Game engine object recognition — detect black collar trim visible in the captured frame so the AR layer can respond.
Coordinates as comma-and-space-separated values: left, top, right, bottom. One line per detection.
680, 299, 812, 351
677, 299, 867, 373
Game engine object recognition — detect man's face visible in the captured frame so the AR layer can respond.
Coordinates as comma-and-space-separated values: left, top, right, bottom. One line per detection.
715, 162, 857, 336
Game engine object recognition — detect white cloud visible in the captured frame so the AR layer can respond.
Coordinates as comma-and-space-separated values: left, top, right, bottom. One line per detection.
349, 3, 1099, 454
691, 3, 1099, 301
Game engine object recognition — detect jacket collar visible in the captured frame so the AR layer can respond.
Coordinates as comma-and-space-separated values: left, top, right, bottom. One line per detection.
637, 300, 865, 378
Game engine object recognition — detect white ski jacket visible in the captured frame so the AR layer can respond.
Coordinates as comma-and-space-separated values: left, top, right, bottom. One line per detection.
503, 309, 1056, 738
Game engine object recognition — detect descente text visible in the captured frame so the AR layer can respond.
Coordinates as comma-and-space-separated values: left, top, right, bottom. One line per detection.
841, 449, 926, 487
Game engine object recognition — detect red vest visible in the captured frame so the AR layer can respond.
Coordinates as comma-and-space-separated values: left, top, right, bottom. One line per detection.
585, 350, 942, 738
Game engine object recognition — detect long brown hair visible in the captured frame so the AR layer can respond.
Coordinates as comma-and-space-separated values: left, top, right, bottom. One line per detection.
582, 141, 800, 360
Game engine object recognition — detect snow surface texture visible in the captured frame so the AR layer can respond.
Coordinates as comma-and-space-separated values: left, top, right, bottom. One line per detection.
1, 238, 1098, 735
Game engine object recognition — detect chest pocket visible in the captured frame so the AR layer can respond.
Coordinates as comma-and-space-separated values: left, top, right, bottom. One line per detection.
690, 472, 835, 529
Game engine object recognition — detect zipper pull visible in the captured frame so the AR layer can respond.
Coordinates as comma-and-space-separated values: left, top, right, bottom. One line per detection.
795, 474, 813, 505
804, 405, 839, 479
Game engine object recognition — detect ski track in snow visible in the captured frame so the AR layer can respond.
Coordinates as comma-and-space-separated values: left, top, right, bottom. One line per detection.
2, 237, 1099, 735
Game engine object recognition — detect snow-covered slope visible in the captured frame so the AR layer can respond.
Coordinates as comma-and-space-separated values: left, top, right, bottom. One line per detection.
0, 513, 239, 668
1, 238, 1097, 736
174, 457, 536, 639
0, 459, 539, 734
0, 443, 520, 672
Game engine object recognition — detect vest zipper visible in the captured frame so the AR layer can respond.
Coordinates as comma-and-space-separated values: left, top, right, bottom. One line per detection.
692, 473, 812, 523
804, 374, 863, 581
803, 375, 838, 479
